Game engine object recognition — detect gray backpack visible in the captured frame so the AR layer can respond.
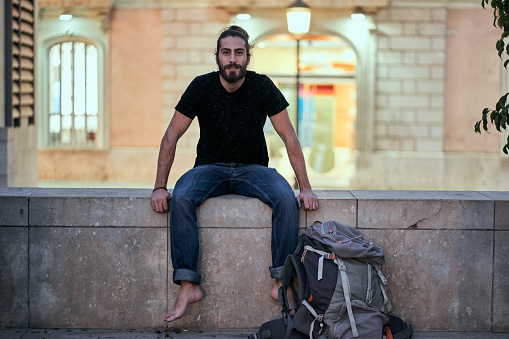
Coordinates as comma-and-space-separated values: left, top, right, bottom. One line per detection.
280, 221, 391, 339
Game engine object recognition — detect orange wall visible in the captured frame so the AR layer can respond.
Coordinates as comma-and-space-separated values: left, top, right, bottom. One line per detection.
109, 9, 163, 147
445, 8, 502, 152
334, 83, 356, 149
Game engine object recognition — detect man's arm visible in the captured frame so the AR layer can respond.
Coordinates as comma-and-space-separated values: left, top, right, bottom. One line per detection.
151, 110, 193, 213
269, 109, 318, 211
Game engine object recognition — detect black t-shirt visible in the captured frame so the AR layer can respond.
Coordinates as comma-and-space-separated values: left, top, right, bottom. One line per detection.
175, 71, 289, 167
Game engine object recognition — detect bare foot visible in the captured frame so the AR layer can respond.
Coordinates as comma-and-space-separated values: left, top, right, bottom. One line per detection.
164, 281, 203, 322
272, 279, 297, 315
271, 279, 282, 301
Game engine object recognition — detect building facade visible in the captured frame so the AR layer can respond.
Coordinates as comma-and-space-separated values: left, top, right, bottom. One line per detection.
1, 0, 38, 187
3, 0, 507, 190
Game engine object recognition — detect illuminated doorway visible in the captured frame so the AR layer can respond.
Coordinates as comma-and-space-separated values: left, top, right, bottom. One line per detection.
251, 34, 357, 188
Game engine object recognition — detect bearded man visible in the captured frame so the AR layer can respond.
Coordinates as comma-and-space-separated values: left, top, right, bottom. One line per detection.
151, 25, 318, 322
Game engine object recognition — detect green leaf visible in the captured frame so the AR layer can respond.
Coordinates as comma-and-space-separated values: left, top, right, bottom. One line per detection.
491, 110, 498, 120
501, 112, 507, 129
496, 93, 509, 110
495, 115, 502, 131
475, 121, 481, 134
497, 39, 505, 57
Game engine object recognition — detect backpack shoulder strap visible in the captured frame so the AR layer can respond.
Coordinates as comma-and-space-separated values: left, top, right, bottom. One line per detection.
280, 253, 309, 339
335, 258, 359, 337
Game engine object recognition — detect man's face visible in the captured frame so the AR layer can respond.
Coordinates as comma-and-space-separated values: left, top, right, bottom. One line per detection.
216, 36, 250, 84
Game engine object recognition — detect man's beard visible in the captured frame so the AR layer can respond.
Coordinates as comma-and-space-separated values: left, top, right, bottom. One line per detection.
219, 63, 248, 84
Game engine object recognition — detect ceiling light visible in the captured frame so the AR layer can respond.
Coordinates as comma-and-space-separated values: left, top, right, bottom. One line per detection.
236, 13, 251, 21
59, 13, 73, 21
351, 7, 365, 21
286, 0, 311, 37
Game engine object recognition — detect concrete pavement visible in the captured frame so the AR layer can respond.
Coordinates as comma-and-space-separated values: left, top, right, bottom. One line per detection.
1, 328, 509, 339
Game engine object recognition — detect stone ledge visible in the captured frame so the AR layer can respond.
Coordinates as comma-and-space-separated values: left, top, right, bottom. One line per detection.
353, 190, 494, 230
28, 188, 167, 227
0, 188, 508, 332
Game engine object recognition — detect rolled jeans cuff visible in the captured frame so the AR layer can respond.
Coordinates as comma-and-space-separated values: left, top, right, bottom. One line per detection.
173, 269, 201, 285
269, 265, 284, 279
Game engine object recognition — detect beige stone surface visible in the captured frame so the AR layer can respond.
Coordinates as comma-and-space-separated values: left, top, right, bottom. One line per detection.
353, 190, 494, 230
38, 147, 161, 184
444, 8, 501, 153
197, 195, 272, 229
167, 195, 288, 329
29, 188, 167, 227
493, 231, 509, 332
29, 227, 167, 329
352, 153, 509, 191
305, 190, 357, 227
0, 188, 505, 331
0, 227, 28, 327
482, 191, 509, 231
0, 187, 35, 226
197, 194, 307, 230
167, 227, 281, 329
8, 125, 39, 187
364, 229, 493, 332
109, 8, 163, 148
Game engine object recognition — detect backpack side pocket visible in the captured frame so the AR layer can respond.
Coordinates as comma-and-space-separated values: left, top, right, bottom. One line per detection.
329, 300, 389, 339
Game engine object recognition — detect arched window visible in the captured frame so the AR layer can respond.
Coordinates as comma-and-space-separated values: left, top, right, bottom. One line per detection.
47, 40, 99, 147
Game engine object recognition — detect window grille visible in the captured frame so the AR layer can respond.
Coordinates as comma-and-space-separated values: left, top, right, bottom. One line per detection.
47, 41, 99, 147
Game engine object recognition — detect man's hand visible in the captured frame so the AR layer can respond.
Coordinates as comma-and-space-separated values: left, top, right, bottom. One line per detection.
151, 188, 171, 213
297, 188, 319, 211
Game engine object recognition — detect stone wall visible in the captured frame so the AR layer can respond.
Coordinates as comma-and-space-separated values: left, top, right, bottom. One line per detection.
375, 6, 447, 152
0, 188, 508, 332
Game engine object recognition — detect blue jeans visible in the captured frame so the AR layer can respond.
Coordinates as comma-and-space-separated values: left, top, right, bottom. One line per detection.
170, 163, 300, 285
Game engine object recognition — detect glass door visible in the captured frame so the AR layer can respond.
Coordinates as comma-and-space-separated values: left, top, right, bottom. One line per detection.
251, 34, 357, 188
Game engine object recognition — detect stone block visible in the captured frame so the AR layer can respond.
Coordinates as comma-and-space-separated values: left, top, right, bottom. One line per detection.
390, 8, 432, 22
387, 94, 428, 108
197, 194, 306, 230
390, 37, 431, 51
353, 190, 493, 230
197, 195, 272, 229
415, 138, 443, 152
0, 188, 36, 226
417, 22, 446, 36
363, 229, 493, 331
493, 231, 509, 332
481, 191, 509, 230
0, 227, 28, 327
29, 227, 167, 329
417, 80, 445, 94
29, 188, 167, 227
305, 190, 357, 228
167, 227, 280, 329
166, 195, 302, 329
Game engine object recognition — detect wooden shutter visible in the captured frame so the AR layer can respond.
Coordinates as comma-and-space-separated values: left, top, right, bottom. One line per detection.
5, 0, 36, 127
